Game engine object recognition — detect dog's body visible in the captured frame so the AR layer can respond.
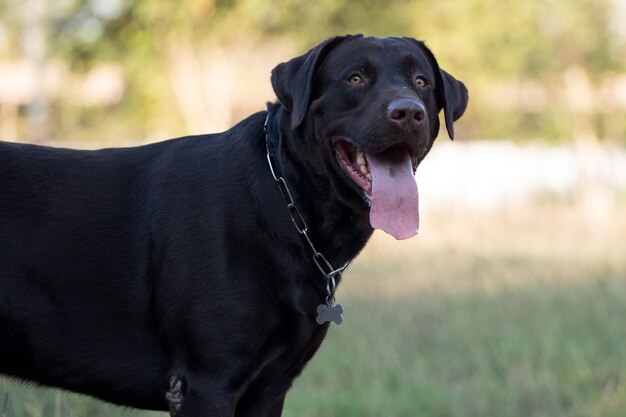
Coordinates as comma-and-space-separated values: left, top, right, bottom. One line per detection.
0, 35, 467, 416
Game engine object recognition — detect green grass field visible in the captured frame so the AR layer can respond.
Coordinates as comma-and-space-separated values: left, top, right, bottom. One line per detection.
2, 205, 625, 417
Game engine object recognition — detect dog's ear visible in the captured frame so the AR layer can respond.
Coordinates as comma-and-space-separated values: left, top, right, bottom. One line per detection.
414, 40, 469, 140
438, 69, 468, 140
271, 35, 361, 130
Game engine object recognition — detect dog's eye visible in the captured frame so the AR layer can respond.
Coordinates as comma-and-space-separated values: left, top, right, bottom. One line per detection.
348, 74, 364, 85
415, 76, 428, 88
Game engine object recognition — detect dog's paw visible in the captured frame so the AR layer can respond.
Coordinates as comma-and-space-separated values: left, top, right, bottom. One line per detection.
165, 375, 184, 416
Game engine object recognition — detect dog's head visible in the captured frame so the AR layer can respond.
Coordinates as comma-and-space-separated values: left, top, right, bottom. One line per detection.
271, 35, 468, 240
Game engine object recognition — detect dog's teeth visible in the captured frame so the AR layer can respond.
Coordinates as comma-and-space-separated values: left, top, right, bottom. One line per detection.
356, 150, 365, 166
366, 173, 372, 181
356, 149, 370, 178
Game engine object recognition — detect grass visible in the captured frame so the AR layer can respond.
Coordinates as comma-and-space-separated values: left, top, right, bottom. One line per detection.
2, 204, 625, 417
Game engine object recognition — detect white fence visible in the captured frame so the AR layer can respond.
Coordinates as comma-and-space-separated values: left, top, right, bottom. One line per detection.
417, 140, 626, 211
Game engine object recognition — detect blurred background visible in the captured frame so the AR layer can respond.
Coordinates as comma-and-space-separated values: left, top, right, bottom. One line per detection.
1, 0, 625, 416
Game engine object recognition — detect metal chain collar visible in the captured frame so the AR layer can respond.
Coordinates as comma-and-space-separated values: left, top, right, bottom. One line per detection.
263, 113, 353, 323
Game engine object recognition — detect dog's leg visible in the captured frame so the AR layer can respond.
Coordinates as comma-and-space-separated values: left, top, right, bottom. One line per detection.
165, 375, 184, 416
236, 392, 287, 417
166, 373, 236, 417
234, 376, 290, 417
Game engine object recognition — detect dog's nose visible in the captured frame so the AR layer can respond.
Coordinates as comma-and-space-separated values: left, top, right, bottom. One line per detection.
387, 98, 426, 130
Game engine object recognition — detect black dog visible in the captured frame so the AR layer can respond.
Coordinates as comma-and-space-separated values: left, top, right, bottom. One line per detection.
0, 35, 467, 416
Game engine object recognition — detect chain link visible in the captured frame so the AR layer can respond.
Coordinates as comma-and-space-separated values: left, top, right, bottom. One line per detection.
264, 113, 353, 305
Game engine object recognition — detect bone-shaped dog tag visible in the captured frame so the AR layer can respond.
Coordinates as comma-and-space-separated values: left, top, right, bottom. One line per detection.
316, 303, 344, 325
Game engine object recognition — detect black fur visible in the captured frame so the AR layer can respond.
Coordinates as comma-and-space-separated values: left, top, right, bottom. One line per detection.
0, 35, 467, 416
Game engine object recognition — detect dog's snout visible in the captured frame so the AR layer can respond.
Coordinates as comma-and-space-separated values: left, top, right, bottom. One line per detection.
387, 98, 426, 130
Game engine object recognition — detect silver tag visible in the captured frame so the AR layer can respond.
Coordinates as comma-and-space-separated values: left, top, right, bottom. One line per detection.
316, 303, 344, 325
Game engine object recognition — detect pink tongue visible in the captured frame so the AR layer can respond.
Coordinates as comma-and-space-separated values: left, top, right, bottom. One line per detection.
367, 147, 419, 240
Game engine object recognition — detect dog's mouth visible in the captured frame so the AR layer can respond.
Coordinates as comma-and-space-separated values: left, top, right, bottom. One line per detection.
333, 139, 419, 240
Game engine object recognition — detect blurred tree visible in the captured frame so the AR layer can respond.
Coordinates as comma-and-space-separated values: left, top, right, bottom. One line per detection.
0, 0, 624, 143
410, 0, 624, 142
